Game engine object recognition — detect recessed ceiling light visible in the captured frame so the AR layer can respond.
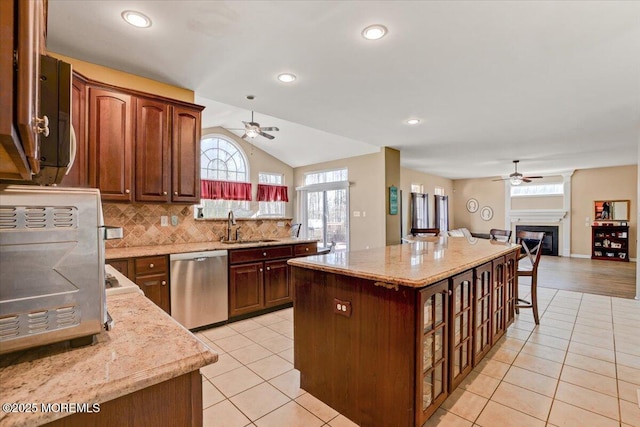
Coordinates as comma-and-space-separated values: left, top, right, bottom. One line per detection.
362, 24, 387, 40
122, 10, 152, 28
406, 119, 421, 125
277, 73, 297, 83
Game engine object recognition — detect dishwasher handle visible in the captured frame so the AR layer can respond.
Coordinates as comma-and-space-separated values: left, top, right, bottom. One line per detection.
169, 250, 228, 262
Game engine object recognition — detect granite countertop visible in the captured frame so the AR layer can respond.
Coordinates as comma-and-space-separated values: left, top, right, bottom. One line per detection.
0, 278, 218, 426
106, 237, 318, 259
288, 236, 520, 288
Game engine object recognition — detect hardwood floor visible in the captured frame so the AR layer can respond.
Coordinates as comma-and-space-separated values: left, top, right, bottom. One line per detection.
534, 256, 637, 299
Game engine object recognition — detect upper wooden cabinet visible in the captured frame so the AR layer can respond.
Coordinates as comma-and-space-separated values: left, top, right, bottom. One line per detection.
136, 97, 171, 202
171, 105, 201, 203
77, 76, 203, 203
59, 74, 88, 187
0, 0, 46, 180
88, 87, 134, 202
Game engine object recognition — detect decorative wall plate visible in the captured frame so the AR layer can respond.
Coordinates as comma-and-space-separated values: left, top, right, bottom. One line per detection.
480, 206, 494, 221
466, 198, 479, 213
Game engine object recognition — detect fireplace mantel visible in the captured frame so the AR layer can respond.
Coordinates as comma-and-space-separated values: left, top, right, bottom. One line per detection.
508, 209, 568, 223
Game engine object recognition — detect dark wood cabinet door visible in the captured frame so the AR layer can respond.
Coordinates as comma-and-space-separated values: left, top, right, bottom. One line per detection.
88, 88, 134, 202
135, 273, 170, 314
416, 280, 449, 426
15, 0, 43, 175
229, 262, 264, 317
135, 98, 170, 202
449, 270, 473, 391
0, 0, 44, 180
171, 105, 201, 203
491, 256, 507, 344
504, 250, 518, 327
264, 260, 291, 308
60, 75, 88, 187
473, 262, 492, 365
107, 258, 133, 280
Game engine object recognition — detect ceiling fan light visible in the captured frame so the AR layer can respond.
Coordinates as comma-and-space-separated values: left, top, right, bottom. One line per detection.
510, 176, 523, 186
406, 118, 421, 125
246, 128, 259, 138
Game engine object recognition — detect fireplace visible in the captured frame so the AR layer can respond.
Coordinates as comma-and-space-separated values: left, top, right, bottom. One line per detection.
515, 225, 559, 256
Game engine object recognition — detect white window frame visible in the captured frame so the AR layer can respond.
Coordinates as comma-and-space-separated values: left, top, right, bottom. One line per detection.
258, 172, 286, 218
197, 134, 251, 218
510, 183, 564, 197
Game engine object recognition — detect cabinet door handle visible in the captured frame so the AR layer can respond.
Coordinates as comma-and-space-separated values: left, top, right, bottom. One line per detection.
149, 263, 155, 268
263, 252, 267, 257
260, 268, 263, 272
305, 248, 309, 251
34, 115, 50, 137
161, 280, 166, 286
163, 191, 167, 195
125, 189, 130, 194
174, 191, 178, 196
266, 266, 271, 271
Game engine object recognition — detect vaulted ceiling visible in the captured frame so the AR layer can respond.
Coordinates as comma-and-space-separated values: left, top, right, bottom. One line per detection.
47, 1, 640, 179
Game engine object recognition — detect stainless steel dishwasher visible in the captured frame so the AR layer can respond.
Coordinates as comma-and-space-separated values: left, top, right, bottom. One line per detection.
170, 250, 228, 329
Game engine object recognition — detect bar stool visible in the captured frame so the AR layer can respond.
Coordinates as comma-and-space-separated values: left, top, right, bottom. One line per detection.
410, 227, 440, 236
489, 228, 512, 243
515, 231, 545, 325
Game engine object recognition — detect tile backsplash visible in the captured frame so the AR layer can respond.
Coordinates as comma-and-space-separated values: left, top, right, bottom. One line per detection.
102, 203, 293, 248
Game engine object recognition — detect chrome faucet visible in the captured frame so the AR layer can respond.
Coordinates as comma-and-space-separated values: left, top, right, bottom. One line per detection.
227, 210, 236, 241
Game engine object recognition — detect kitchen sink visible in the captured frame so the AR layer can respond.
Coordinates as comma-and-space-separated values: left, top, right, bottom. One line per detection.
221, 239, 280, 244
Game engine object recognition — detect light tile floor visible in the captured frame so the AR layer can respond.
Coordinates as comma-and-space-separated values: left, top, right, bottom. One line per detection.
196, 286, 640, 427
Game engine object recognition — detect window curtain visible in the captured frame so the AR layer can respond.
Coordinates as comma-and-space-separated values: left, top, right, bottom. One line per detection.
200, 179, 252, 201
257, 184, 289, 202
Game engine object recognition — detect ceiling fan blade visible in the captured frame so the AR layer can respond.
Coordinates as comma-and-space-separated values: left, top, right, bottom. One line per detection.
260, 127, 279, 132
522, 178, 533, 183
241, 133, 248, 139
523, 175, 543, 179
492, 178, 509, 181
259, 131, 275, 140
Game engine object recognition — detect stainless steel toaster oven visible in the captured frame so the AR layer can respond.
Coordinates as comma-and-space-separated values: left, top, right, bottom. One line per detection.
0, 185, 111, 354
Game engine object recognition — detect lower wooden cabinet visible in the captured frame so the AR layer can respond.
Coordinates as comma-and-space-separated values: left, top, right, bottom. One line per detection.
229, 262, 264, 317
43, 371, 202, 427
228, 242, 316, 318
134, 255, 170, 314
449, 270, 473, 391
416, 280, 449, 425
473, 262, 492, 365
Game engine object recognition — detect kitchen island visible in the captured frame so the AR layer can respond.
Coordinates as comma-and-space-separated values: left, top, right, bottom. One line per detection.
0, 266, 218, 427
288, 236, 520, 427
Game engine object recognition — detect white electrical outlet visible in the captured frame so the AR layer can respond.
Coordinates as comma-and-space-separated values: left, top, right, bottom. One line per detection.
277, 221, 285, 227
362, 211, 366, 217
353, 211, 361, 217
171, 215, 178, 226
160, 216, 168, 227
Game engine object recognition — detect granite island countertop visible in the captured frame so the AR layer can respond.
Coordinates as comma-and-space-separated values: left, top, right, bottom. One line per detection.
288, 236, 520, 288
0, 273, 218, 427
106, 237, 318, 259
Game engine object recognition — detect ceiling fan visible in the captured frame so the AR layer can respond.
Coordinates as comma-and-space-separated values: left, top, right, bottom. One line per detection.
492, 160, 543, 185
238, 111, 279, 140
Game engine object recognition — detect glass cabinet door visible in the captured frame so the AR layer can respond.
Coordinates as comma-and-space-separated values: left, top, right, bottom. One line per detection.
473, 262, 492, 365
449, 270, 473, 390
492, 257, 506, 344
505, 251, 518, 327
416, 280, 448, 426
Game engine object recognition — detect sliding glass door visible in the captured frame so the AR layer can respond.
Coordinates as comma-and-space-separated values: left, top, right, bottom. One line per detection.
305, 188, 348, 250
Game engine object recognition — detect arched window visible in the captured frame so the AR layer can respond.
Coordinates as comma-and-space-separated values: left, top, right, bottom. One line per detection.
200, 135, 248, 182
197, 135, 251, 218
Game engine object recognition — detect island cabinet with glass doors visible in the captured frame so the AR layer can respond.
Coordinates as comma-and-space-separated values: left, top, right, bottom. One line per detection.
289, 238, 520, 426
